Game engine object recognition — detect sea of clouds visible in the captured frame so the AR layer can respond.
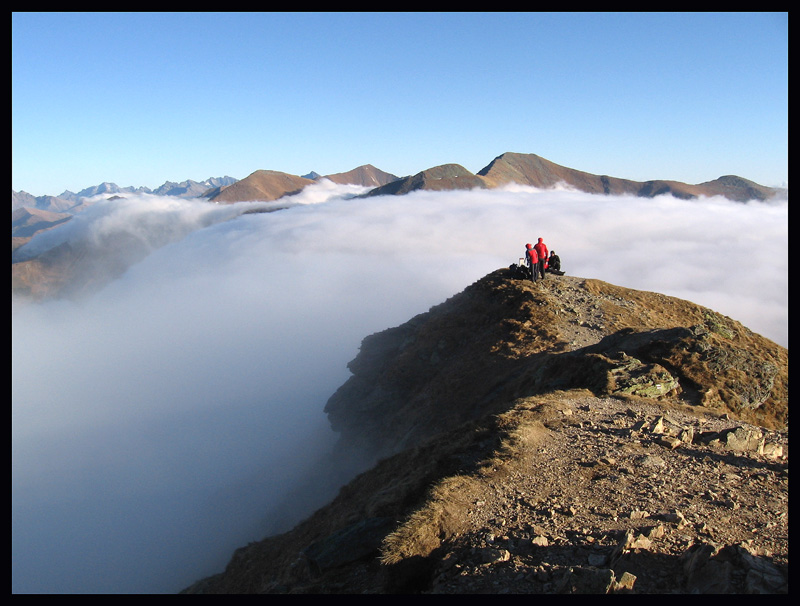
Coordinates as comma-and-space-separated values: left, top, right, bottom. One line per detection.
12, 181, 788, 593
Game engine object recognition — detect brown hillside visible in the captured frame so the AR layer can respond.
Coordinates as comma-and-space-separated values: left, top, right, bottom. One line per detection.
364, 164, 487, 197
12, 254, 69, 300
209, 170, 314, 203
694, 175, 779, 203
12, 231, 155, 301
476, 152, 637, 196
184, 269, 788, 595
323, 164, 399, 188
11, 207, 72, 238
475, 152, 780, 201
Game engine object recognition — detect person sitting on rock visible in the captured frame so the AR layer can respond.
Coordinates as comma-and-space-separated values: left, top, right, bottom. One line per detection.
546, 251, 564, 275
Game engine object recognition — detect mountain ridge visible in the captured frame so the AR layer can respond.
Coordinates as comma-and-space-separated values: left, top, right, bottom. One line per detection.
207, 165, 401, 203
183, 269, 787, 594
210, 152, 783, 203
12, 152, 785, 213
362, 152, 782, 202
12, 206, 72, 238
11, 176, 239, 214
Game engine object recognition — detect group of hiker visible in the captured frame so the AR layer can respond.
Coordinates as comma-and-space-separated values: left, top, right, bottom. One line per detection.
523, 237, 563, 281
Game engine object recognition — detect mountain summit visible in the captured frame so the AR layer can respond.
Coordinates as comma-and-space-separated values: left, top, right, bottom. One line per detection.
206, 170, 315, 204
321, 164, 399, 188
363, 164, 487, 197
476, 152, 779, 202
184, 269, 787, 594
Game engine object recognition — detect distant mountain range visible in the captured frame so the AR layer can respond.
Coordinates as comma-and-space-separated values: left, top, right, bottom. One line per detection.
204, 152, 783, 204
11, 176, 239, 214
362, 153, 784, 202
12, 152, 786, 217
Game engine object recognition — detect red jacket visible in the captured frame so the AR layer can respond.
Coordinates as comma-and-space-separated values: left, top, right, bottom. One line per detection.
526, 247, 538, 265
534, 239, 548, 267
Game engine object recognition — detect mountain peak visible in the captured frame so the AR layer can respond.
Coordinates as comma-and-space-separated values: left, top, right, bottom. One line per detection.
363, 163, 486, 197
321, 165, 399, 188
476, 153, 783, 201
208, 170, 314, 203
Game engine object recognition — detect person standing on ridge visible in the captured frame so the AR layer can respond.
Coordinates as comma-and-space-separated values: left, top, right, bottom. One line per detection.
525, 243, 539, 282
533, 238, 548, 280
533, 237, 548, 278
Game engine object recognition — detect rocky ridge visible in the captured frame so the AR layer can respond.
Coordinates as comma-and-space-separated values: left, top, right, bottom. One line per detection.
183, 270, 788, 594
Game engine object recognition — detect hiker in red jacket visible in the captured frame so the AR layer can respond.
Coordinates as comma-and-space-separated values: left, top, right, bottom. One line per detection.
525, 243, 539, 282
533, 238, 548, 280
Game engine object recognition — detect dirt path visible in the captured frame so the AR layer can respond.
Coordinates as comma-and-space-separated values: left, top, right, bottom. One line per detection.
426, 393, 788, 593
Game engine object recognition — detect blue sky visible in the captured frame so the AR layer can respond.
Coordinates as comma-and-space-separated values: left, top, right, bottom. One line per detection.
12, 12, 788, 197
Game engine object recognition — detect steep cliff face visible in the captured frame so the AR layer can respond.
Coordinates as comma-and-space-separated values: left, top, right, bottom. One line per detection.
183, 269, 788, 594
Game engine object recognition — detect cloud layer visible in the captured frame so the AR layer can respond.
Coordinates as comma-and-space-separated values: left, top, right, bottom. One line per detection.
12, 183, 787, 593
